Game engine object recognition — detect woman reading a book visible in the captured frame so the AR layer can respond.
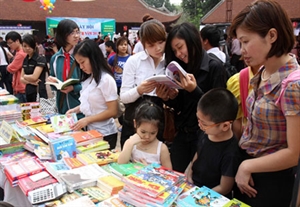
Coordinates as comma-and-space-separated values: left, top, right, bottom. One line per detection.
47, 19, 84, 120
155, 22, 227, 173
118, 101, 172, 169
66, 40, 118, 150
120, 19, 167, 149
228, 1, 300, 206
20, 34, 48, 102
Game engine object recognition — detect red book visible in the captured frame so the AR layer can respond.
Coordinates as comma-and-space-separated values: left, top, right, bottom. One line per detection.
18, 174, 57, 195
71, 130, 103, 146
4, 158, 45, 181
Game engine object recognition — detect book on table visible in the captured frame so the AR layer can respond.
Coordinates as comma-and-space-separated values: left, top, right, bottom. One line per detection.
59, 196, 96, 207
45, 77, 80, 90
50, 113, 77, 133
44, 161, 70, 181
58, 163, 110, 193
145, 61, 187, 89
62, 157, 85, 169
223, 198, 251, 207
98, 195, 127, 207
70, 129, 104, 146
74, 186, 111, 204
76, 150, 120, 166
76, 140, 110, 154
48, 136, 77, 162
108, 162, 145, 178
97, 175, 125, 195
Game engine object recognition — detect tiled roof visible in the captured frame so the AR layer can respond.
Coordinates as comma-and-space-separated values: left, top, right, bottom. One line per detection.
201, 0, 300, 24
0, 0, 181, 24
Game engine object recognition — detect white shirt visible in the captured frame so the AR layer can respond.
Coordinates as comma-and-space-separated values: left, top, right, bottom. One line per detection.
0, 47, 9, 66
131, 141, 162, 165
133, 41, 144, 54
231, 38, 242, 56
120, 51, 165, 104
79, 72, 118, 136
207, 47, 226, 63
99, 42, 107, 58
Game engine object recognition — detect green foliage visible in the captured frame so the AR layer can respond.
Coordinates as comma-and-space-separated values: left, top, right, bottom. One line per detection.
143, 0, 177, 12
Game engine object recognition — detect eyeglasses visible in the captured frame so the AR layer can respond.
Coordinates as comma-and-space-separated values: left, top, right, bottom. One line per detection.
198, 121, 221, 131
70, 31, 81, 36
7, 41, 15, 46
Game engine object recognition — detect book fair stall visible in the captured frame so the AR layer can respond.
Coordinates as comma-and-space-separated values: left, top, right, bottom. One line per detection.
0, 88, 256, 206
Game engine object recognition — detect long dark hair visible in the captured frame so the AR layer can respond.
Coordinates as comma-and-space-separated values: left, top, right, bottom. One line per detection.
22, 34, 38, 54
73, 39, 113, 85
165, 22, 203, 75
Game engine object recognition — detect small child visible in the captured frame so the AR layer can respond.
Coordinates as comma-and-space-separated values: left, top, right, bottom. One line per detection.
118, 101, 172, 169
185, 88, 240, 197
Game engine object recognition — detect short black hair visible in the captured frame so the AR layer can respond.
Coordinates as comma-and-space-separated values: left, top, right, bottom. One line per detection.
200, 25, 222, 47
5, 31, 22, 43
55, 19, 79, 49
197, 88, 238, 123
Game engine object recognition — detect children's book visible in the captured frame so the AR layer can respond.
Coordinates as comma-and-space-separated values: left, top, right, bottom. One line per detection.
76, 140, 110, 153
70, 130, 103, 146
35, 124, 54, 136
0, 94, 19, 105
44, 161, 70, 181
50, 113, 77, 133
145, 61, 187, 89
176, 186, 230, 207
76, 150, 120, 166
62, 157, 85, 169
17, 116, 47, 126
0, 141, 25, 156
45, 77, 80, 90
34, 145, 52, 160
97, 175, 125, 195
60, 192, 81, 204
108, 162, 145, 178
48, 136, 77, 161
223, 198, 251, 207
74, 186, 111, 204
58, 163, 109, 193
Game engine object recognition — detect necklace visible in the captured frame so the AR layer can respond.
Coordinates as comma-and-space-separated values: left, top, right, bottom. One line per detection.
261, 69, 271, 82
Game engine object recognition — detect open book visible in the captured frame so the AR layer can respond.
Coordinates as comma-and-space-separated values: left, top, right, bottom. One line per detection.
145, 61, 187, 89
45, 77, 80, 90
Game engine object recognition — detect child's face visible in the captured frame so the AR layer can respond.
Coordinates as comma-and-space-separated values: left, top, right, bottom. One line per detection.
171, 37, 188, 64
22, 42, 34, 56
196, 110, 221, 134
136, 121, 158, 144
144, 40, 165, 60
74, 54, 92, 74
66, 29, 80, 47
118, 41, 128, 55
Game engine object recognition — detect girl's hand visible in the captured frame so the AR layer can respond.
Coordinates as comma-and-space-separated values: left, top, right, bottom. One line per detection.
235, 161, 257, 198
129, 133, 143, 145
61, 85, 74, 94
137, 81, 157, 95
71, 117, 89, 131
31, 79, 41, 86
156, 84, 179, 101
47, 76, 58, 83
176, 73, 197, 92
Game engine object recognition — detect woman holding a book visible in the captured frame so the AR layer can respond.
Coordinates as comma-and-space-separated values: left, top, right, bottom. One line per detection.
66, 40, 118, 150
120, 19, 167, 148
155, 22, 227, 173
47, 19, 84, 119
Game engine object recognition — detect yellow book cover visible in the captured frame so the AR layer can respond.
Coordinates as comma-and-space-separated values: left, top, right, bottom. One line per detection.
88, 150, 120, 165
36, 124, 54, 134
76, 153, 97, 165
97, 175, 125, 189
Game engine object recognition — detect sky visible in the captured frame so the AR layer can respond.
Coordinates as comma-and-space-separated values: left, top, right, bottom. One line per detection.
170, 0, 182, 5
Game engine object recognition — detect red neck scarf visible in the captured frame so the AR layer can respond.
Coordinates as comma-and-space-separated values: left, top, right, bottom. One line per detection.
63, 52, 70, 81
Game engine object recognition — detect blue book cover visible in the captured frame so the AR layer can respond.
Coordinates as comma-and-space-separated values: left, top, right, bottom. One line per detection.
49, 136, 77, 161
176, 186, 230, 207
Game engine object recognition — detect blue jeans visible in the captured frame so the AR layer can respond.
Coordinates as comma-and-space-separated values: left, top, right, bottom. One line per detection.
15, 93, 27, 103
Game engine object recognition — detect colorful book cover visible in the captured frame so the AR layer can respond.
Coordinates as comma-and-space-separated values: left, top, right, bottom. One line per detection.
97, 175, 125, 195
76, 153, 98, 165
50, 113, 77, 133
109, 162, 145, 177
70, 130, 103, 146
0, 142, 25, 156
35, 124, 54, 135
44, 161, 70, 180
76, 140, 110, 153
63, 157, 85, 169
59, 163, 109, 193
17, 116, 47, 126
74, 186, 110, 204
18, 174, 57, 195
49, 136, 77, 161
223, 198, 251, 207
87, 150, 120, 165
0, 94, 19, 105
60, 192, 81, 203
176, 186, 230, 207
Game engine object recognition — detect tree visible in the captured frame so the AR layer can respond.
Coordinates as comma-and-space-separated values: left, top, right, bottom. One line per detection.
143, 0, 177, 13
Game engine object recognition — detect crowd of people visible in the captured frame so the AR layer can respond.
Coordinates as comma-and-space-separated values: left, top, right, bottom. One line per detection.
0, 0, 299, 206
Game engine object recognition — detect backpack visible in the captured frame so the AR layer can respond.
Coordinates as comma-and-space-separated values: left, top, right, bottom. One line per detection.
208, 53, 238, 80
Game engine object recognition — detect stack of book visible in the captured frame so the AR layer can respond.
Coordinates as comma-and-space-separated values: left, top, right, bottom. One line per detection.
48, 136, 77, 162
58, 163, 110, 193
108, 162, 145, 178
176, 186, 230, 207
3, 157, 45, 186
0, 94, 19, 105
76, 140, 110, 154
76, 150, 120, 166
73, 186, 111, 204
97, 175, 125, 195
119, 163, 186, 207
20, 102, 41, 120
70, 130, 103, 146
223, 198, 251, 207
